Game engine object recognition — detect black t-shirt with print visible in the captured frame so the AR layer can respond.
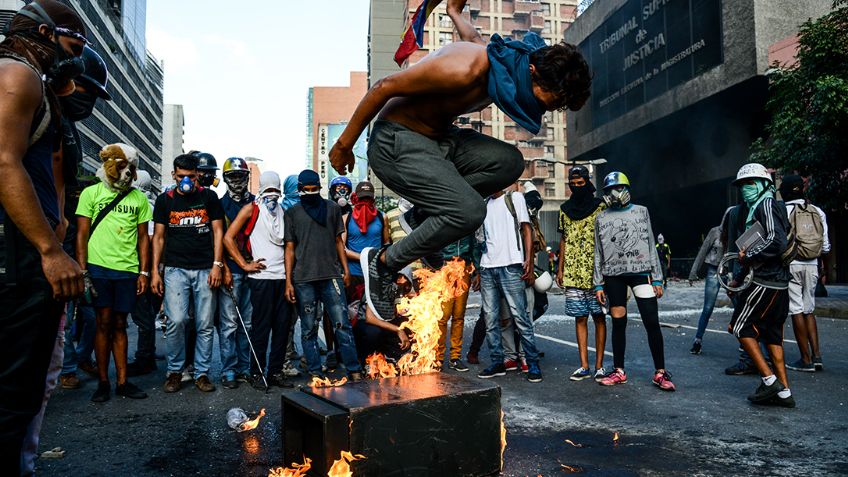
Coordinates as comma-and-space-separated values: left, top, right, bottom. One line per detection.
153, 187, 224, 270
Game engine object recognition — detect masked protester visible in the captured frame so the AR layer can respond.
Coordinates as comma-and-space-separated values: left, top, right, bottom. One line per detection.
329, 176, 353, 215
216, 157, 256, 389
224, 172, 296, 389
283, 170, 363, 381
76, 144, 152, 403
556, 165, 608, 383
723, 164, 794, 407
0, 1, 87, 471
593, 172, 675, 392
150, 154, 226, 394
193, 151, 220, 188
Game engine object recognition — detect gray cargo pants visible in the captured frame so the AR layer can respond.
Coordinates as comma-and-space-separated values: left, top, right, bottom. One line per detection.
368, 119, 524, 271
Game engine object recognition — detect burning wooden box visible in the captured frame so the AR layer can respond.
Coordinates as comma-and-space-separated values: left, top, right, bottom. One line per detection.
282, 372, 502, 476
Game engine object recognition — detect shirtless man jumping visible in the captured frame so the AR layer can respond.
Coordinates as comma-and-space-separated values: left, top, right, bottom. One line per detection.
330, 0, 591, 319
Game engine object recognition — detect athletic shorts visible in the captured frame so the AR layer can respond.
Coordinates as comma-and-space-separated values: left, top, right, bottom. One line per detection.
788, 263, 818, 314
603, 274, 656, 308
89, 264, 138, 313
728, 284, 789, 345
564, 287, 603, 317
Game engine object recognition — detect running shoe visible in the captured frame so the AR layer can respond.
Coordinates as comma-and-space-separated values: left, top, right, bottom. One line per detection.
747, 380, 784, 403
115, 381, 148, 399
449, 359, 469, 372
652, 370, 676, 391
786, 359, 815, 373
478, 364, 507, 379
690, 340, 702, 355
764, 394, 796, 408
599, 369, 627, 386
569, 367, 592, 381
526, 362, 543, 383
361, 247, 397, 321
503, 359, 520, 372
725, 361, 756, 376
91, 381, 111, 403
520, 357, 529, 373
813, 356, 823, 371
593, 368, 608, 382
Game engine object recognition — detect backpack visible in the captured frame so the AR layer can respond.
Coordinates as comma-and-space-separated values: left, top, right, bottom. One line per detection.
782, 201, 824, 263
504, 192, 546, 253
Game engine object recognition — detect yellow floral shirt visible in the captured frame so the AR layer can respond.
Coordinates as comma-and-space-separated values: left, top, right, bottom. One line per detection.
557, 203, 605, 289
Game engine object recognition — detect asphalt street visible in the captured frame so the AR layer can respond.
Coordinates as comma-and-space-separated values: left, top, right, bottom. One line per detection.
38, 280, 848, 476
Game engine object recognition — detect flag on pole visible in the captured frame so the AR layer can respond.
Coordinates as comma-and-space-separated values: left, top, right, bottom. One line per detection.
394, 0, 444, 66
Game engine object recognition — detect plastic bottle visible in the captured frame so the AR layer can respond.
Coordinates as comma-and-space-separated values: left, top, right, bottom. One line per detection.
227, 408, 248, 430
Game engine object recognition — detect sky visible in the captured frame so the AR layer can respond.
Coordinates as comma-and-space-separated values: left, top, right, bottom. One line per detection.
146, 0, 372, 178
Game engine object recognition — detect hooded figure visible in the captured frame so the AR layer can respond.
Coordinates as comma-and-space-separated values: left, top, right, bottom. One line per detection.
281, 175, 300, 211
257, 171, 285, 246
297, 170, 326, 225
561, 165, 603, 220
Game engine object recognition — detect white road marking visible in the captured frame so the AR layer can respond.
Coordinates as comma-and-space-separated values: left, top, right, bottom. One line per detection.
534, 333, 614, 357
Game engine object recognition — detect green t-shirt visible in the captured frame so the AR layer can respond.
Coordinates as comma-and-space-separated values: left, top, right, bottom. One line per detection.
76, 183, 153, 273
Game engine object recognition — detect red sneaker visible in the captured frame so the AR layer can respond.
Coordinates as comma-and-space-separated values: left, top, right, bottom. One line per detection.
652, 370, 676, 391
599, 369, 627, 386
503, 359, 519, 372
520, 357, 529, 373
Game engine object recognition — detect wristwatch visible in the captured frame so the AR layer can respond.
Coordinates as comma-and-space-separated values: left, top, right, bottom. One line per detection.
213, 261, 225, 269
140, 271, 150, 277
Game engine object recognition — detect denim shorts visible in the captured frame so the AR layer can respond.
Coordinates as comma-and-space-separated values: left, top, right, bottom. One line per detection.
89, 264, 138, 313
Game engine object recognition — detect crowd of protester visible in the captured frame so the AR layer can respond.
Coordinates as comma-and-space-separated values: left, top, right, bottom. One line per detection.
0, 1, 833, 475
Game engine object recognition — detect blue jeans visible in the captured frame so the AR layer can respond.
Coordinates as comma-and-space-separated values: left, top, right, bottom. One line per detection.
695, 264, 720, 341
294, 278, 361, 374
217, 273, 252, 377
480, 264, 539, 366
163, 267, 217, 378
61, 301, 96, 375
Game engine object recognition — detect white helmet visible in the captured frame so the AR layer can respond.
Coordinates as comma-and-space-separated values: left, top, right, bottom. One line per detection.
533, 270, 553, 293
133, 169, 152, 191
732, 163, 773, 185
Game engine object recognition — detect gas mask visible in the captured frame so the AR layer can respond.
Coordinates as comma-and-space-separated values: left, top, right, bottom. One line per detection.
331, 185, 351, 208
178, 175, 196, 194
604, 187, 631, 209
198, 171, 219, 188
46, 31, 85, 90
224, 172, 250, 200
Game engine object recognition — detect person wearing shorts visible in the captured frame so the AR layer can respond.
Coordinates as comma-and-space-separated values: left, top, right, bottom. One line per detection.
557, 165, 607, 382
726, 163, 793, 407
593, 172, 674, 392
779, 175, 830, 373
76, 143, 151, 402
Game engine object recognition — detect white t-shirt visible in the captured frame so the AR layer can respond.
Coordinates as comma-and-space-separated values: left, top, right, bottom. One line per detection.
480, 192, 530, 269
248, 205, 287, 280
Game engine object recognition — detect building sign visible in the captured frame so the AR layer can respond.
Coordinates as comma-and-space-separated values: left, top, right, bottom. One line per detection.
580, 0, 723, 128
318, 123, 369, 190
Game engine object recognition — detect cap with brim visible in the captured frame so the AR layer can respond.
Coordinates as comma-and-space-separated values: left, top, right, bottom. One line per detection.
355, 181, 375, 199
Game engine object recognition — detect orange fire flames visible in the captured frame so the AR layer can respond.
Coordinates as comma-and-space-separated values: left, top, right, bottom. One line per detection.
560, 463, 583, 473
268, 456, 311, 477
327, 450, 365, 477
500, 410, 507, 471
564, 439, 584, 448
366, 259, 469, 380
240, 408, 266, 432
613, 431, 620, 446
310, 376, 348, 387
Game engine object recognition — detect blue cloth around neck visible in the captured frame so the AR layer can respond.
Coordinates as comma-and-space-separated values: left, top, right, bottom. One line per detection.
487, 32, 547, 134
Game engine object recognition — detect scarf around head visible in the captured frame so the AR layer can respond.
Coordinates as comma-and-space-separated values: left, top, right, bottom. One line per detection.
257, 192, 285, 246
562, 168, 603, 220
351, 193, 378, 234
743, 179, 774, 229
487, 32, 547, 134
281, 175, 300, 210
298, 170, 327, 225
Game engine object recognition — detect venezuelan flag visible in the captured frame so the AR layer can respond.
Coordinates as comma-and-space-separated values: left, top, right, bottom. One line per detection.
394, 0, 444, 66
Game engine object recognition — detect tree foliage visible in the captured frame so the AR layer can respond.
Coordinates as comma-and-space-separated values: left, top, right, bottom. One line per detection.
750, 3, 848, 211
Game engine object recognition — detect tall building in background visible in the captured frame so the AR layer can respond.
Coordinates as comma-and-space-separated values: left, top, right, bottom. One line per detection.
368, 0, 579, 225
0, 0, 165, 190
305, 72, 369, 189
161, 104, 185, 177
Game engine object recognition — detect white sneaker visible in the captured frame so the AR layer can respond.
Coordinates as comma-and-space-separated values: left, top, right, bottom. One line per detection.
593, 367, 608, 383
181, 365, 194, 383
282, 361, 301, 377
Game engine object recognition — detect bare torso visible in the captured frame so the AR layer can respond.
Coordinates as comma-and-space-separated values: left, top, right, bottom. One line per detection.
378, 42, 491, 138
